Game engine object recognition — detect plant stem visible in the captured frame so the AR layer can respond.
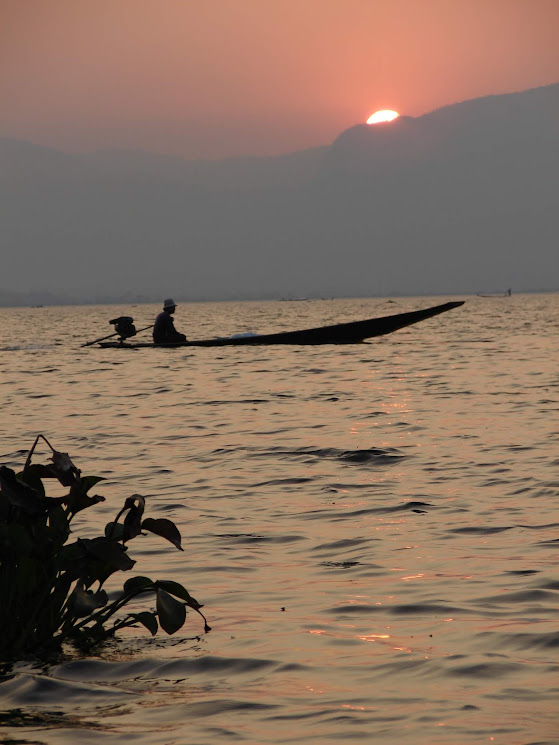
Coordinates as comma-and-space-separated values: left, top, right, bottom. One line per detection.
24, 434, 55, 470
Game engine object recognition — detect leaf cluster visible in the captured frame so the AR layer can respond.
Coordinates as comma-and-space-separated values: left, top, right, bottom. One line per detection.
0, 435, 210, 661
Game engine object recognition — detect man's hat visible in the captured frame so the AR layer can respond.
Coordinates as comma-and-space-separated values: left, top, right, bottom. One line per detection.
163, 298, 176, 310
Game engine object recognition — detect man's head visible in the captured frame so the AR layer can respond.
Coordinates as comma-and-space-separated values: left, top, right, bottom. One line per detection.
163, 298, 176, 313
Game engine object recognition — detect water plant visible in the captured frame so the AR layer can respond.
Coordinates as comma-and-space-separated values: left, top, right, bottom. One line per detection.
0, 435, 210, 661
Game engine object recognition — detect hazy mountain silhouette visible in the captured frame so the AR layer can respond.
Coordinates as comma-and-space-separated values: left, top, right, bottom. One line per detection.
78, 146, 328, 191
1, 83, 557, 305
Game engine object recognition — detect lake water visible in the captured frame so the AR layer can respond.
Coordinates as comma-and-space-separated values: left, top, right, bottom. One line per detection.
1, 294, 558, 745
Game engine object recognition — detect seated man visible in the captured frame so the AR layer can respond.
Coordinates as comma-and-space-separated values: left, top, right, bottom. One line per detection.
153, 298, 187, 344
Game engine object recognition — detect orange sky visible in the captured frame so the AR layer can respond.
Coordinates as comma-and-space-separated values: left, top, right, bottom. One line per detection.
1, 0, 558, 159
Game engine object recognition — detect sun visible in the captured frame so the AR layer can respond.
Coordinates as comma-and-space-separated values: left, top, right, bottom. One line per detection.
366, 110, 400, 125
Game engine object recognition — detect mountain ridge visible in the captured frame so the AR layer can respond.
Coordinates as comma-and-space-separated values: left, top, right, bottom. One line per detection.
1, 82, 557, 304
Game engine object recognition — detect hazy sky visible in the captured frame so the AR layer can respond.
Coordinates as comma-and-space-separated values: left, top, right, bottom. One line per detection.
1, 0, 558, 159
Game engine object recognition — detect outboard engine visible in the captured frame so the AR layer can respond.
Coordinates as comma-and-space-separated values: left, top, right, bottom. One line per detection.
109, 316, 137, 342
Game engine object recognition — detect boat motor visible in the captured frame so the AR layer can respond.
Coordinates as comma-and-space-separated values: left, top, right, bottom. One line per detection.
109, 316, 137, 342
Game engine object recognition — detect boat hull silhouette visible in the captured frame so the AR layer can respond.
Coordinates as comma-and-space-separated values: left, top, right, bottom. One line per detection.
97, 301, 464, 348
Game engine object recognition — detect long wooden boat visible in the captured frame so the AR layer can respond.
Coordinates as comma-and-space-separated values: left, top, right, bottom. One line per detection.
97, 301, 464, 348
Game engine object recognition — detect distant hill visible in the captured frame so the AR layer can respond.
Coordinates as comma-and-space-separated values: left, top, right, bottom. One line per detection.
78, 145, 328, 191
1, 83, 557, 304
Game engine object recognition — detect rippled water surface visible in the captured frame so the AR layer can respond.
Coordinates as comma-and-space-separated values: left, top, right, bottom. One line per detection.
1, 295, 558, 745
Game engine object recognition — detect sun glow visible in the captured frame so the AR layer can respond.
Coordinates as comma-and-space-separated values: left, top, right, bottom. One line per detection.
366, 110, 399, 125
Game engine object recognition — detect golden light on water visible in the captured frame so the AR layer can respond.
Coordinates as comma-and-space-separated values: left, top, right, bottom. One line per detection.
357, 634, 390, 641
366, 109, 399, 124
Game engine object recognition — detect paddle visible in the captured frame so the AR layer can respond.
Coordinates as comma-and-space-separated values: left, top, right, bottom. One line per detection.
81, 324, 153, 348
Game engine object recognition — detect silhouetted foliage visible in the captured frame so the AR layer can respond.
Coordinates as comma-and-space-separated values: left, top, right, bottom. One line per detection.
0, 435, 210, 660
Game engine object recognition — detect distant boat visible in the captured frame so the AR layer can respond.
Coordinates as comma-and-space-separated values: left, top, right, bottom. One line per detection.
93, 301, 465, 349
477, 289, 512, 298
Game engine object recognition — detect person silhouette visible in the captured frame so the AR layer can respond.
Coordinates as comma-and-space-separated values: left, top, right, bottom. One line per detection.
153, 298, 187, 344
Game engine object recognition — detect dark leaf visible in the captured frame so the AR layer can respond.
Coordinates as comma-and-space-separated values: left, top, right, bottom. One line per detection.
17, 464, 47, 496
156, 588, 186, 635
57, 542, 117, 586
141, 518, 183, 550
48, 504, 70, 540
129, 612, 158, 636
83, 621, 110, 642
66, 476, 106, 515
122, 495, 146, 541
80, 537, 136, 571
123, 507, 143, 540
71, 476, 105, 497
70, 584, 108, 618
0, 466, 46, 515
123, 495, 145, 511
155, 580, 202, 609
82, 561, 121, 589
105, 521, 126, 541
123, 576, 154, 594
50, 450, 81, 487
59, 540, 87, 566
66, 491, 106, 516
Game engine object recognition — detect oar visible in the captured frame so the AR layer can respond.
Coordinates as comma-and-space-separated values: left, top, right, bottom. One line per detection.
81, 324, 153, 348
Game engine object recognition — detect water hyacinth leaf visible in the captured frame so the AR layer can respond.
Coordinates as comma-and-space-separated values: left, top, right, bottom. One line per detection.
129, 612, 158, 636
66, 476, 106, 515
72, 476, 105, 497
17, 464, 47, 496
113, 495, 146, 542
59, 539, 87, 564
81, 560, 121, 589
15, 465, 65, 510
141, 518, 183, 550
66, 491, 106, 516
48, 504, 70, 539
50, 451, 81, 486
123, 503, 144, 540
21, 462, 66, 485
0, 466, 45, 515
80, 537, 136, 571
70, 585, 108, 618
58, 540, 113, 584
105, 521, 126, 541
156, 588, 186, 635
123, 576, 154, 594
86, 622, 109, 642
155, 580, 202, 609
